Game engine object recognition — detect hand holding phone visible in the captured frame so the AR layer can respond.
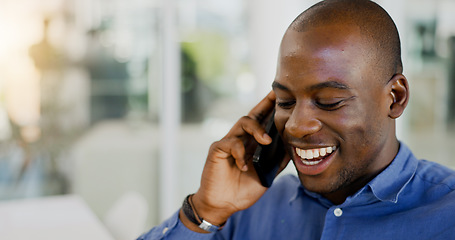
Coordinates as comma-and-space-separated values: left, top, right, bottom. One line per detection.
183, 92, 278, 232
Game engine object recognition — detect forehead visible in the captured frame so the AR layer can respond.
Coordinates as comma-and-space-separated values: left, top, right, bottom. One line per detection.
276, 24, 371, 88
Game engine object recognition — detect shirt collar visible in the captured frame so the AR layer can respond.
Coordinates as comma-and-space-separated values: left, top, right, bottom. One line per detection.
289, 184, 304, 205
366, 142, 418, 203
290, 142, 418, 205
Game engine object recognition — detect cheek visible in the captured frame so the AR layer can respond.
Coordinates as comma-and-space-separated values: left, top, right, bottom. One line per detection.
323, 106, 372, 143
325, 104, 386, 156
274, 110, 300, 158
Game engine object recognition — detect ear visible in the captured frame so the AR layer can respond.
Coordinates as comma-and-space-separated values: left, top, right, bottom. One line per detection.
387, 74, 409, 119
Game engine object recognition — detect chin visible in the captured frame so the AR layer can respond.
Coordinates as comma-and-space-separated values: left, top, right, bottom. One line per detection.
298, 174, 334, 193
296, 168, 354, 195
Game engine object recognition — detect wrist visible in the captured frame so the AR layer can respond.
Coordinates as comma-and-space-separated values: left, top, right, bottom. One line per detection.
180, 194, 229, 233
179, 208, 210, 233
191, 193, 233, 226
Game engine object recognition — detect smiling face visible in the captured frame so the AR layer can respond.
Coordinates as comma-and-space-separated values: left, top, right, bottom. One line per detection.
273, 24, 400, 204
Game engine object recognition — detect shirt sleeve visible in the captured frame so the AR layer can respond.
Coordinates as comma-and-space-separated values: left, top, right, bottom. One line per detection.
136, 210, 216, 240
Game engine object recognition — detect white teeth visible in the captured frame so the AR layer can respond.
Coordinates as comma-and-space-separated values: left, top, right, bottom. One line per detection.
306, 150, 313, 159
320, 148, 326, 156
296, 146, 336, 163
301, 159, 323, 166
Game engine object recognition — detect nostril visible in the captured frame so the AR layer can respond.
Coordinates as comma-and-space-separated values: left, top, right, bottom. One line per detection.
286, 117, 322, 139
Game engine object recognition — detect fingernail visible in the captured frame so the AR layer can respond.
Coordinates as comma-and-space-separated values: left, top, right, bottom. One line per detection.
263, 133, 272, 142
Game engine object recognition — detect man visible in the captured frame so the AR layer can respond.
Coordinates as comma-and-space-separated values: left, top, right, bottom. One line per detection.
139, 0, 455, 239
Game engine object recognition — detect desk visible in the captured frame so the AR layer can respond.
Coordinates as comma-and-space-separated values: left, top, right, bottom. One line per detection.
0, 195, 115, 240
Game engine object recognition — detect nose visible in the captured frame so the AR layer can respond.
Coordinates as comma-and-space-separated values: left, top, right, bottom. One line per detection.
285, 106, 322, 139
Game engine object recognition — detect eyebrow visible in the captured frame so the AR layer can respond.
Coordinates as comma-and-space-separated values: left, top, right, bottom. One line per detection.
272, 80, 351, 91
272, 81, 290, 91
308, 81, 351, 91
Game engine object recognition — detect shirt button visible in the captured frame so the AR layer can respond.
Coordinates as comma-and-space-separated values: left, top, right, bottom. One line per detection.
334, 208, 343, 217
162, 227, 169, 234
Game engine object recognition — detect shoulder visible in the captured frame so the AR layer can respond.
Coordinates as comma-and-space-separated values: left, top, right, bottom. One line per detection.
407, 161, 455, 233
415, 160, 455, 191
408, 159, 455, 207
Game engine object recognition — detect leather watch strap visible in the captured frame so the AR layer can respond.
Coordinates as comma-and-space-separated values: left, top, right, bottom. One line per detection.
182, 194, 200, 225
181, 194, 224, 232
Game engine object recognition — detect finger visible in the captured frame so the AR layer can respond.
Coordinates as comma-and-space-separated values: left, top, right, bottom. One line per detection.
247, 91, 276, 122
241, 118, 272, 145
227, 116, 272, 145
224, 91, 276, 143
230, 139, 248, 171
211, 138, 248, 171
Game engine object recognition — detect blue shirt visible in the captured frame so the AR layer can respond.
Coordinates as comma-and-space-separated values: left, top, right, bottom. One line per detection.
138, 143, 455, 239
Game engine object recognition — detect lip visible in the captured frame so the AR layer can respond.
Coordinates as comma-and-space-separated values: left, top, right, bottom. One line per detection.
292, 146, 337, 175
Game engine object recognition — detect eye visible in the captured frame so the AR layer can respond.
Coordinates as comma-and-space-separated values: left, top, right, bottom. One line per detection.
276, 100, 296, 109
315, 99, 344, 110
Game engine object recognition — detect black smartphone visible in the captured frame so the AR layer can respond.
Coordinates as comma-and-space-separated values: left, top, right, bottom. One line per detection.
253, 110, 286, 187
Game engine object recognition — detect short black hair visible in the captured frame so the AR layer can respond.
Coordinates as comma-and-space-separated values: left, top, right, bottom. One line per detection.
290, 0, 402, 79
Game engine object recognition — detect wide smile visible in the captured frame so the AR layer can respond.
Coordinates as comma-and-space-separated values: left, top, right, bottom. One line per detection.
293, 145, 337, 175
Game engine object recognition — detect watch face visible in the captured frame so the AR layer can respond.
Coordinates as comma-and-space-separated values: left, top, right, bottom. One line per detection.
199, 220, 219, 232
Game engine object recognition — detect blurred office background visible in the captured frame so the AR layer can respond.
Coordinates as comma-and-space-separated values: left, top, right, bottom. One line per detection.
0, 0, 454, 239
